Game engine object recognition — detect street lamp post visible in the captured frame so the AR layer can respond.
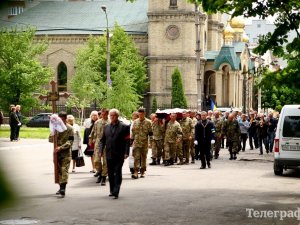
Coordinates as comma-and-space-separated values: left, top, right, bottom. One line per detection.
101, 5, 111, 86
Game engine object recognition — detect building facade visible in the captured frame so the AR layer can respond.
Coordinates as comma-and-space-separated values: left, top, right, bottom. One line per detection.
0, 0, 254, 111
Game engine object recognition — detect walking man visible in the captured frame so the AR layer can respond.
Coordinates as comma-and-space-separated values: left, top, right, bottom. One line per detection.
179, 110, 193, 164
195, 111, 215, 169
164, 113, 182, 166
212, 111, 223, 159
100, 109, 130, 199
131, 108, 152, 179
223, 114, 240, 160
51, 112, 74, 197
150, 113, 165, 165
90, 108, 109, 185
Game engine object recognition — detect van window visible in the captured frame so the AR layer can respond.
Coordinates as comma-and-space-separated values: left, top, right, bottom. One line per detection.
283, 116, 300, 138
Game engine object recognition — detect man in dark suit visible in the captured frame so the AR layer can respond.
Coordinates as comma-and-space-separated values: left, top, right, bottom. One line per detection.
194, 111, 215, 169
100, 108, 130, 199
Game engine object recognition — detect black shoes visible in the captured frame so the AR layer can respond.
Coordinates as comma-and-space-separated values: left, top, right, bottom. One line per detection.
96, 176, 102, 184
200, 166, 206, 169
149, 158, 157, 165
109, 193, 118, 199
56, 183, 66, 198
101, 176, 106, 186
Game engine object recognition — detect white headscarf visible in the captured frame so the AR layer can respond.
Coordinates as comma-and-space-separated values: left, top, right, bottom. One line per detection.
49, 114, 67, 135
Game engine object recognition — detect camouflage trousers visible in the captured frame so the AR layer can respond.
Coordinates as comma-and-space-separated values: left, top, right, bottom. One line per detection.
213, 135, 222, 157
133, 146, 148, 173
58, 156, 71, 184
164, 142, 177, 161
190, 138, 195, 158
151, 139, 164, 160
176, 140, 183, 161
94, 149, 107, 177
182, 139, 190, 162
228, 140, 239, 154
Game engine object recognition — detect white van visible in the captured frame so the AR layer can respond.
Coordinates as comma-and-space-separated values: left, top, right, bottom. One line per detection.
274, 105, 300, 175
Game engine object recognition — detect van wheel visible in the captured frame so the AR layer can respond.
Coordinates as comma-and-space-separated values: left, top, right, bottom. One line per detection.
274, 163, 283, 176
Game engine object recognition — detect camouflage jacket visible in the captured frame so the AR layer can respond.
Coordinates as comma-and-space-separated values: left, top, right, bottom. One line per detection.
132, 118, 152, 148
164, 120, 182, 143
179, 117, 193, 140
213, 117, 223, 136
90, 118, 109, 151
49, 123, 74, 158
222, 120, 240, 141
191, 117, 197, 137
151, 120, 165, 140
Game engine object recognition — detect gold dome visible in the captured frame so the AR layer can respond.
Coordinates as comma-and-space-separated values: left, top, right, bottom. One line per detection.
242, 32, 249, 43
230, 16, 245, 33
223, 22, 235, 38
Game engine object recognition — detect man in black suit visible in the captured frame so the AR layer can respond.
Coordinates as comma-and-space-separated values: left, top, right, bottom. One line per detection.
100, 109, 130, 199
194, 111, 215, 169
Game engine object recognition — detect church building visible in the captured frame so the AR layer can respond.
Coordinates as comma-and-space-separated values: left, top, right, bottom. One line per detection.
0, 0, 255, 112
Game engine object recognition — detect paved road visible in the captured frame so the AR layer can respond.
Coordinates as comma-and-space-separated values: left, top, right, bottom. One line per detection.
0, 138, 300, 225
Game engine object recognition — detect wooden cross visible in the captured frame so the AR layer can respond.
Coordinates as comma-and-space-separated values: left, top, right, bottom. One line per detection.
39, 80, 70, 184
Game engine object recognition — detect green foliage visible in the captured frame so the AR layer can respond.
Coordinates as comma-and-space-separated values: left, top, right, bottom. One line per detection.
259, 68, 300, 112
0, 27, 52, 113
171, 68, 188, 108
69, 24, 147, 117
152, 96, 158, 113
102, 57, 141, 117
190, 0, 300, 109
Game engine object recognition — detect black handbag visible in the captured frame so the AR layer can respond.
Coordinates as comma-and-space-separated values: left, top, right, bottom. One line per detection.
76, 149, 85, 167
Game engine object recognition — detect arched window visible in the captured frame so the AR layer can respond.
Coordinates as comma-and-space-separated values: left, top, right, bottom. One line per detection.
57, 62, 67, 92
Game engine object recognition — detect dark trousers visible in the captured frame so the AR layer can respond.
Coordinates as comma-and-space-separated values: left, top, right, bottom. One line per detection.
16, 126, 20, 139
249, 132, 258, 149
258, 136, 268, 154
107, 158, 124, 197
10, 124, 17, 141
267, 131, 275, 152
198, 145, 211, 167
240, 133, 248, 151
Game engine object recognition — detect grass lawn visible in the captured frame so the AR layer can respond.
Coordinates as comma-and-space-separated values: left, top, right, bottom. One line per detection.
0, 126, 85, 139
0, 126, 50, 139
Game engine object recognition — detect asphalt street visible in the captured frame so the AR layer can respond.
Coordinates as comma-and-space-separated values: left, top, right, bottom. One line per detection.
0, 138, 300, 225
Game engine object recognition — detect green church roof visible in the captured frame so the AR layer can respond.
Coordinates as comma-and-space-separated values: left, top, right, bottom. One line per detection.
0, 0, 148, 35
213, 45, 240, 70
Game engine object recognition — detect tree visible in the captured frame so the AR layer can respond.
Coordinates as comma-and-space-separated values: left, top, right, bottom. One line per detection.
171, 68, 188, 108
152, 96, 158, 113
188, 0, 300, 110
69, 24, 147, 117
0, 28, 52, 112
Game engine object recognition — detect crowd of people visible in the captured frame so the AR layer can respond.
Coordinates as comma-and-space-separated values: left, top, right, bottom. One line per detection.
46, 107, 278, 199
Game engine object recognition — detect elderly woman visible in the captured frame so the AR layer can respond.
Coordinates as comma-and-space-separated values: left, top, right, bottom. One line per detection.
67, 115, 82, 173
83, 111, 99, 173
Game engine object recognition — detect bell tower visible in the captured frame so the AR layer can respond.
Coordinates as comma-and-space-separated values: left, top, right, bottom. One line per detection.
147, 0, 204, 108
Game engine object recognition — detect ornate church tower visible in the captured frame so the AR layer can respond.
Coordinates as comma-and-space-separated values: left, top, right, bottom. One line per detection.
147, 0, 202, 108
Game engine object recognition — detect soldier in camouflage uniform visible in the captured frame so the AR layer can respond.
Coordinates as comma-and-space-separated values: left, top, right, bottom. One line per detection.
179, 110, 193, 164
50, 112, 74, 197
164, 113, 182, 166
212, 111, 223, 159
149, 113, 165, 165
131, 108, 153, 179
90, 108, 109, 185
222, 113, 241, 160
189, 111, 197, 163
